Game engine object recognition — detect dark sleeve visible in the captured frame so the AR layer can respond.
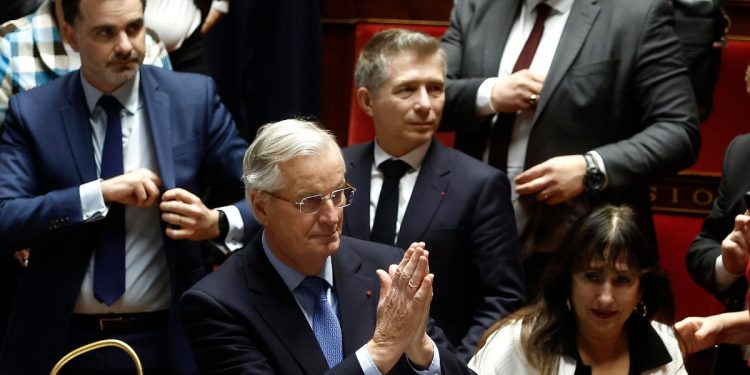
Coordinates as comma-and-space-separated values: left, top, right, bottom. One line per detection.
180, 287, 368, 375
0, 96, 85, 255
440, 0, 491, 132
456, 170, 524, 361
594, 0, 700, 188
686, 136, 750, 302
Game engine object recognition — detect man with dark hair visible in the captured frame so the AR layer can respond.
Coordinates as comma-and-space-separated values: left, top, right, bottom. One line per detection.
0, 0, 253, 372
343, 28, 524, 361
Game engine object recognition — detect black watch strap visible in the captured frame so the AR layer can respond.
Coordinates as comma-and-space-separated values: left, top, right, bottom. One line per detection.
217, 209, 229, 240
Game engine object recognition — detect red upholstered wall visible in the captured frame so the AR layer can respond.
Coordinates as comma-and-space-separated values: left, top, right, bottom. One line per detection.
690, 39, 750, 172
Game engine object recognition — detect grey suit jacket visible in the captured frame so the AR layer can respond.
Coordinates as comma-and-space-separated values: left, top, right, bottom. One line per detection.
441, 0, 700, 252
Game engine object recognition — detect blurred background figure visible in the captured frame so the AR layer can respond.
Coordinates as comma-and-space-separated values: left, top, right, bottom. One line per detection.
144, 0, 226, 74
205, 0, 321, 142
0, 0, 44, 24
686, 63, 750, 372
470, 205, 685, 374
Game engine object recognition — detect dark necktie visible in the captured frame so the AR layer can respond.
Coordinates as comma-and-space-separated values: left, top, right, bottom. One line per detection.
93, 95, 126, 306
488, 3, 552, 170
299, 276, 343, 368
370, 159, 411, 245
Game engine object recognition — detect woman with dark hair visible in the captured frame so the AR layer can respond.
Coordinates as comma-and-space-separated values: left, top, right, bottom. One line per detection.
469, 205, 685, 374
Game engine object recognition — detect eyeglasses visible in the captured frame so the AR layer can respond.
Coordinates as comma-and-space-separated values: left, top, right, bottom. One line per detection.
265, 184, 357, 215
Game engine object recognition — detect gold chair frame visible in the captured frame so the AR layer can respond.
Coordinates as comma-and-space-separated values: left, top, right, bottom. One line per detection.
50, 339, 143, 375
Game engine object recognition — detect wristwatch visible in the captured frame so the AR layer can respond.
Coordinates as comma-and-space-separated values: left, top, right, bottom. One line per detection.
217, 210, 229, 239
583, 153, 605, 191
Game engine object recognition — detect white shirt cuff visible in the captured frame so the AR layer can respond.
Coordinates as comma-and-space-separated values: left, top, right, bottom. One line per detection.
476, 78, 499, 116
715, 255, 744, 292
214, 205, 246, 254
408, 340, 441, 374
210, 0, 229, 13
356, 345, 383, 375
354, 340, 440, 375
80, 179, 108, 222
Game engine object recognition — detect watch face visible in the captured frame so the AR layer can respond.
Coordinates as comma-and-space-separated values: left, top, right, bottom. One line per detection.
586, 169, 605, 190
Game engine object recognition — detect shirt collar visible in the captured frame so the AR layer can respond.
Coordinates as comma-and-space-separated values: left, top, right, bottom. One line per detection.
523, 0, 574, 16
562, 315, 673, 373
260, 230, 334, 292
373, 138, 431, 171
80, 70, 140, 115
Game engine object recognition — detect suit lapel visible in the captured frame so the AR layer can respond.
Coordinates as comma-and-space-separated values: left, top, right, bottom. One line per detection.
61, 74, 97, 183
333, 239, 378, 355
484, 0, 523, 74
244, 236, 330, 374
139, 68, 175, 189
534, 0, 600, 124
396, 140, 449, 249
344, 143, 375, 240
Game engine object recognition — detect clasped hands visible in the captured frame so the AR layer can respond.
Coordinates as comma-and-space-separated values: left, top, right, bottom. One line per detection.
99, 168, 220, 241
367, 242, 435, 373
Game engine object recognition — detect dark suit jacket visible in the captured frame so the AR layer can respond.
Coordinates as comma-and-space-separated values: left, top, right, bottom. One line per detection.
342, 139, 524, 361
0, 65, 252, 374
180, 234, 473, 374
686, 134, 750, 374
440, 0, 700, 252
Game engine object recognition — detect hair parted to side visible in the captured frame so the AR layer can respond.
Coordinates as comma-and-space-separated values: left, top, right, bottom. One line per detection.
242, 119, 342, 195
61, 0, 147, 25
354, 28, 446, 91
475, 204, 675, 375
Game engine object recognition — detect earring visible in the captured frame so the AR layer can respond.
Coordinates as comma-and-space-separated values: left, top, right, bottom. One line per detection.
634, 301, 648, 318
566, 298, 572, 312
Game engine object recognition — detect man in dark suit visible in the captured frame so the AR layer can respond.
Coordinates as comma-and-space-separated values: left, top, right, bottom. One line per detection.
686, 133, 750, 374
0, 0, 254, 372
440, 0, 701, 294
180, 119, 472, 374
342, 29, 524, 361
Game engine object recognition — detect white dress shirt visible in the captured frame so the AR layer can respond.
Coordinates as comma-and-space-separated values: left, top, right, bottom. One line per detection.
369, 140, 431, 244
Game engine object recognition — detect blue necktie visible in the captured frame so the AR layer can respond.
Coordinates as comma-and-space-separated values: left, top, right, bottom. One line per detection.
299, 276, 343, 368
93, 95, 126, 306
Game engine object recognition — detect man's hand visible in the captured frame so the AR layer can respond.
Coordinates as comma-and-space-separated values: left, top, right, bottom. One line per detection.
720, 212, 750, 274
367, 243, 435, 372
201, 0, 229, 34
160, 188, 220, 241
14, 249, 30, 268
515, 155, 587, 205
100, 168, 162, 207
676, 315, 720, 356
490, 69, 545, 113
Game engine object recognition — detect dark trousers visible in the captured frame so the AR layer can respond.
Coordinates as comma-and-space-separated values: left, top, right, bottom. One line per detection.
169, 27, 209, 75
60, 314, 169, 374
